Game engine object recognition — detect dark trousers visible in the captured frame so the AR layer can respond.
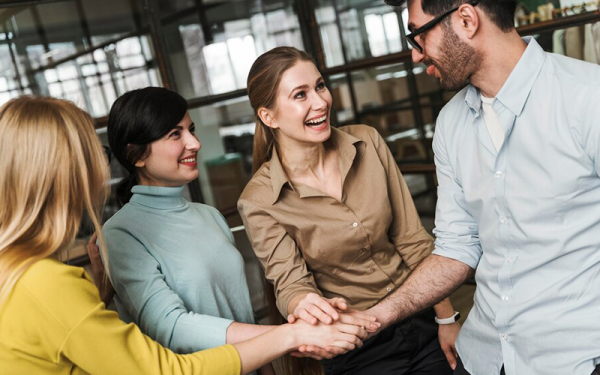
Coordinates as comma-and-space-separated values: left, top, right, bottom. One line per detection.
453, 357, 504, 375
454, 357, 600, 375
321, 308, 452, 375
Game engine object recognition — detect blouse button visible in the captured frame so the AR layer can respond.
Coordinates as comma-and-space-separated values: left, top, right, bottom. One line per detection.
352, 222, 358, 228
386, 286, 393, 292
361, 248, 368, 253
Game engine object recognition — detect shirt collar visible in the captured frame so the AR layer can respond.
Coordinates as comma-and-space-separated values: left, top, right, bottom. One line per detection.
267, 127, 364, 204
465, 36, 546, 117
130, 185, 188, 209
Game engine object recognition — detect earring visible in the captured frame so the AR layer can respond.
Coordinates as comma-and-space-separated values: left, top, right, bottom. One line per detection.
135, 161, 145, 168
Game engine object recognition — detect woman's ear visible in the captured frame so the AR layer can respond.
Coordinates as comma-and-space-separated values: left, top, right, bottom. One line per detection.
258, 107, 279, 129
134, 160, 145, 168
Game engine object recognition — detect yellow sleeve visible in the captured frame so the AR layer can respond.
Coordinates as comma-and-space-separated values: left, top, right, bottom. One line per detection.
20, 260, 242, 375
61, 304, 241, 375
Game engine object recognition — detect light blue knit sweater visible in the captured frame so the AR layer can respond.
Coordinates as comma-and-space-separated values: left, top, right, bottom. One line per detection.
102, 185, 255, 354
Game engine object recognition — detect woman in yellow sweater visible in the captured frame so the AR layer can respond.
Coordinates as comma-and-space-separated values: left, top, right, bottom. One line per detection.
0, 96, 367, 375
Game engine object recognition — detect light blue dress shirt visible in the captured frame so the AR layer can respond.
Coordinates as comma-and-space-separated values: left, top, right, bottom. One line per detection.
432, 37, 600, 375
102, 185, 255, 354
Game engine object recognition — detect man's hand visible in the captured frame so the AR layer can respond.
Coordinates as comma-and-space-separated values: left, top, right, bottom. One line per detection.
87, 233, 115, 306
438, 322, 460, 370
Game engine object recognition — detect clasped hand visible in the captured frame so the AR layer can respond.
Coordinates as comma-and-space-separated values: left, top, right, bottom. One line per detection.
288, 293, 380, 360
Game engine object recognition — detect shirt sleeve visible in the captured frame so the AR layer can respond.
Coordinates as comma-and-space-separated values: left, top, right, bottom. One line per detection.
102, 225, 234, 353
237, 199, 322, 317
431, 120, 482, 269
371, 127, 434, 269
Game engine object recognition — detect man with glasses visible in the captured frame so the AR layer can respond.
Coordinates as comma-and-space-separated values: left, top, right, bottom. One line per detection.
364, 0, 600, 374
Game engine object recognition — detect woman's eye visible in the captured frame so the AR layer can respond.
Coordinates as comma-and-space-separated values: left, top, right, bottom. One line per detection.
294, 91, 306, 99
169, 131, 180, 138
189, 127, 196, 134
317, 82, 326, 90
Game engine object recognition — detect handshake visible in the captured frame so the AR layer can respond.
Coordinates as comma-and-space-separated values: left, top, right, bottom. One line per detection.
284, 293, 382, 360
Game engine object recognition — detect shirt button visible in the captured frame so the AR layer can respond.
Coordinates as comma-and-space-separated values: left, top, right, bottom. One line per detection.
501, 334, 509, 340
495, 171, 502, 178
352, 222, 358, 228
507, 258, 514, 263
500, 217, 507, 224
361, 248, 368, 253
369, 267, 375, 273
502, 295, 509, 301
386, 286, 393, 292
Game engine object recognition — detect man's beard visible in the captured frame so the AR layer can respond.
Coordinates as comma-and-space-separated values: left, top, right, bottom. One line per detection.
427, 25, 481, 91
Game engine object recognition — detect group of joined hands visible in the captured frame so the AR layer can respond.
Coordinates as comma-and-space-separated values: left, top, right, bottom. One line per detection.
87, 234, 459, 365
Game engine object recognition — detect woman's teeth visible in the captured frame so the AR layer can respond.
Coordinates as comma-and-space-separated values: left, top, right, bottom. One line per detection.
180, 158, 196, 163
305, 115, 327, 126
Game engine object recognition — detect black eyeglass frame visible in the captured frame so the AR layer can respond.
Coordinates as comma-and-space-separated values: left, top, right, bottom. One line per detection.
406, 0, 479, 53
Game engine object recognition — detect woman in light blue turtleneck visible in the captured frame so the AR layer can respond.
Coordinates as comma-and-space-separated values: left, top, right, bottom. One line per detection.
99, 87, 373, 374
103, 184, 254, 352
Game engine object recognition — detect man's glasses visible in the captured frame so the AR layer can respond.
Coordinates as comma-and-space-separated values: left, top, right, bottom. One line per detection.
406, 0, 479, 53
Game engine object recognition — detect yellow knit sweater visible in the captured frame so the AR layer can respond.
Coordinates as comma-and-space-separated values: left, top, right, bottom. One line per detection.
0, 258, 241, 375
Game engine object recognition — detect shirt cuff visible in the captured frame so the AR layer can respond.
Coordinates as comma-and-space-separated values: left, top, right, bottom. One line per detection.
432, 244, 480, 270
170, 313, 234, 353
189, 344, 242, 375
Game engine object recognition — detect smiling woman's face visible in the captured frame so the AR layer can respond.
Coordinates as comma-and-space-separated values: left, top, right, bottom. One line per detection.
266, 60, 333, 148
135, 111, 201, 187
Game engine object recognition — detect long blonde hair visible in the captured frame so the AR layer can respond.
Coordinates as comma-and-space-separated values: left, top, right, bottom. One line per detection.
0, 97, 110, 307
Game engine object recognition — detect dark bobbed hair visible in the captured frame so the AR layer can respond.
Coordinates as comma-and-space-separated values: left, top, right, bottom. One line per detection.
247, 46, 315, 174
108, 87, 188, 206
385, 0, 517, 32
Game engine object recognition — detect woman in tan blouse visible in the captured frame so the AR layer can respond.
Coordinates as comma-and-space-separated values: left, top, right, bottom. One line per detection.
238, 47, 461, 375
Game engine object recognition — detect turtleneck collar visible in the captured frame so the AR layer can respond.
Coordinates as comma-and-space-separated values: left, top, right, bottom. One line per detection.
130, 185, 188, 210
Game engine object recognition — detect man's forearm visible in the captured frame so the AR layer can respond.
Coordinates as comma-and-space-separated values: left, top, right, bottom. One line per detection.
369, 255, 474, 328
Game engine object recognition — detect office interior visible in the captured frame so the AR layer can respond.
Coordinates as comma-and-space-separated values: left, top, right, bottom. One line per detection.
0, 0, 598, 361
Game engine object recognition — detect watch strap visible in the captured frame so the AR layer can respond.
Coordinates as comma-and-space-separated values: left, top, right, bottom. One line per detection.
435, 311, 461, 325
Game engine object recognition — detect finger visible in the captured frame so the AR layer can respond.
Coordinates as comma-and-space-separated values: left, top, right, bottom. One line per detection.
326, 297, 348, 311
298, 309, 318, 325
338, 314, 380, 331
87, 235, 100, 259
443, 347, 457, 370
331, 340, 356, 351
324, 346, 347, 356
334, 323, 368, 340
88, 233, 97, 246
334, 331, 364, 348
346, 309, 378, 322
306, 295, 340, 321
308, 346, 330, 357
287, 314, 297, 324
306, 304, 334, 325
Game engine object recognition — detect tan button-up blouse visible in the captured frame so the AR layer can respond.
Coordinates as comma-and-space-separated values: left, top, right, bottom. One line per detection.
238, 125, 433, 316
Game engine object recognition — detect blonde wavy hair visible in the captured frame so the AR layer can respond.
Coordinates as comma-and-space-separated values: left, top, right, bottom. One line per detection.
0, 96, 109, 307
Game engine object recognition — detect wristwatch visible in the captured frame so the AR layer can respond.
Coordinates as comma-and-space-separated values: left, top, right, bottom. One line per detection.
435, 311, 461, 325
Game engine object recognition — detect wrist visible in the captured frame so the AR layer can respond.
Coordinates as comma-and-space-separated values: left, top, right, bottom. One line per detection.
368, 304, 393, 330
280, 324, 300, 352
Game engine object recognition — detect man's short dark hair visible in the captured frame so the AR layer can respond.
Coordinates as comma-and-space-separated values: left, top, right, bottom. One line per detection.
385, 0, 517, 32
